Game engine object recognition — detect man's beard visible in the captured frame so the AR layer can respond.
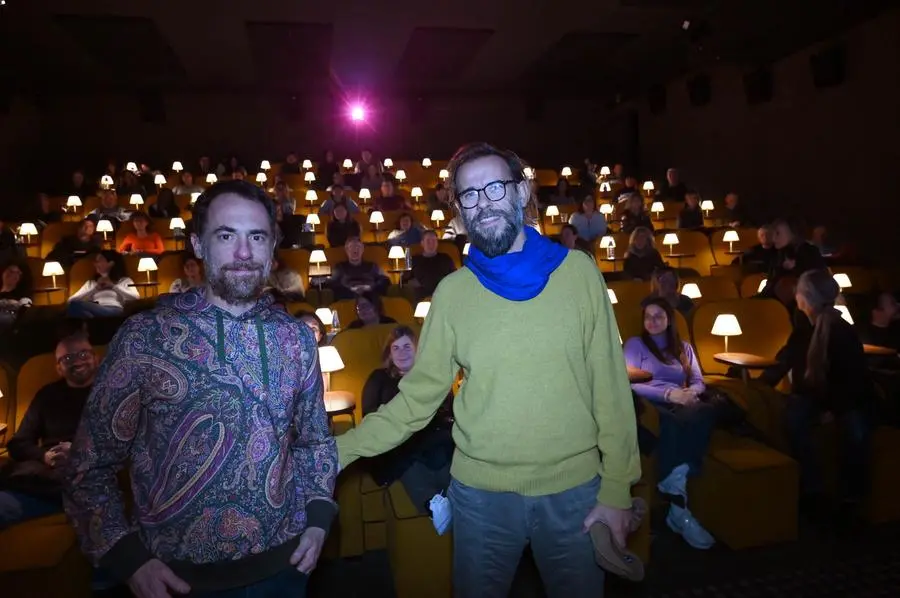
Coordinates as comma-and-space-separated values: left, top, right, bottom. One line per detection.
204, 253, 270, 306
462, 206, 524, 258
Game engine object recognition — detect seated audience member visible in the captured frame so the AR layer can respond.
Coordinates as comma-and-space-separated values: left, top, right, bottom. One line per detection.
33, 193, 62, 227
623, 299, 715, 549
275, 200, 306, 249
376, 177, 412, 212
355, 149, 382, 176
330, 237, 390, 300
387, 213, 424, 247
624, 227, 665, 281
168, 253, 205, 293
723, 192, 750, 227
761, 270, 875, 524
318, 184, 360, 216
66, 250, 139, 318
294, 310, 327, 346
863, 291, 900, 352
116, 170, 146, 198
427, 183, 452, 213
547, 179, 574, 206
281, 152, 302, 174
609, 163, 624, 184
735, 224, 776, 273
620, 193, 654, 234
327, 171, 346, 192
196, 155, 213, 176
362, 325, 454, 513
676, 191, 705, 229
359, 163, 383, 195
148, 188, 181, 219
810, 224, 840, 258
616, 176, 640, 201
326, 203, 362, 248
117, 211, 164, 255
0, 221, 16, 263
273, 180, 297, 216
317, 150, 340, 189
403, 231, 456, 300
0, 261, 32, 328
642, 267, 694, 316
347, 291, 397, 329
267, 257, 305, 301
862, 292, 900, 424
231, 166, 247, 181
47, 219, 102, 267
559, 224, 593, 257
67, 170, 95, 198
761, 219, 827, 303
659, 168, 688, 202
88, 189, 131, 227
172, 171, 204, 195
0, 332, 97, 529
568, 194, 607, 242
442, 213, 467, 241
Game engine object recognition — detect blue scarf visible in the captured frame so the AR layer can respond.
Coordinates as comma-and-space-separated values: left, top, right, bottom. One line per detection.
466, 226, 569, 301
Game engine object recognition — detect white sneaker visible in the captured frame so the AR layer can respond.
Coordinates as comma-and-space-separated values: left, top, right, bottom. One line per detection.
657, 463, 690, 500
666, 505, 715, 550
429, 493, 452, 536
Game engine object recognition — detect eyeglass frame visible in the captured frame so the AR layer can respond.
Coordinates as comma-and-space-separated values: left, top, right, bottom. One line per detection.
456, 179, 518, 210
57, 349, 94, 366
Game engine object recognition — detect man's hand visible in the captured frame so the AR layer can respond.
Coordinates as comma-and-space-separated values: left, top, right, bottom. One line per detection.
127, 559, 190, 598
43, 443, 71, 468
583, 503, 631, 548
783, 258, 796, 270
290, 527, 327, 574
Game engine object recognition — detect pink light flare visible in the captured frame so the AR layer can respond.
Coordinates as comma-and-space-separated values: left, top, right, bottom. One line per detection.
350, 105, 365, 122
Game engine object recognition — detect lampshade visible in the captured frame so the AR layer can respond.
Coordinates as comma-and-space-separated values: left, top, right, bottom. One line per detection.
359, 188, 372, 200
599, 182, 611, 192
129, 194, 144, 206
662, 233, 679, 246
95, 219, 114, 233
304, 172, 316, 183
260, 160, 271, 171
431, 209, 445, 222
172, 161, 183, 172
681, 283, 702, 299
522, 167, 534, 179
411, 186, 423, 198
169, 217, 186, 230
306, 213, 320, 226
545, 205, 560, 217
137, 257, 158, 273
421, 158, 432, 168
395, 169, 407, 182
302, 159, 313, 169
309, 249, 327, 264
607, 289, 618, 304
599, 235, 615, 249
700, 200, 715, 211
67, 195, 82, 207
315, 307, 333, 325
42, 261, 64, 277
383, 158, 394, 169
835, 305, 854, 325
126, 162, 138, 172
256, 172, 267, 183
463, 243, 470, 255
414, 301, 431, 319
318, 346, 345, 373
560, 166, 573, 177
388, 246, 406, 260
342, 158, 353, 169
833, 273, 852, 289
599, 203, 613, 215
100, 175, 114, 187
600, 166, 611, 176
757, 278, 768, 293
206, 173, 217, 183
305, 190, 318, 201
18, 222, 38, 236
722, 230, 740, 243
438, 169, 449, 180
154, 174, 166, 185
369, 211, 385, 225
190, 192, 201, 204
711, 314, 742, 337
642, 181, 655, 191
650, 201, 665, 213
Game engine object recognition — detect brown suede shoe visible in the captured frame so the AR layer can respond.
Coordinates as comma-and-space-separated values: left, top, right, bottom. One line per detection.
589, 497, 647, 582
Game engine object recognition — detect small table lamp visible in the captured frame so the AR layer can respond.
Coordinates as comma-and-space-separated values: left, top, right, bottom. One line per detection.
642, 181, 655, 196
599, 181, 612, 193
190, 192, 201, 206
600, 166, 611, 177
43, 261, 64, 288
700, 200, 715, 217
681, 283, 702, 299
318, 346, 345, 391
415, 301, 431, 321
383, 158, 394, 169
256, 172, 267, 184
302, 159, 313, 170
711, 314, 742, 352
599, 203, 613, 220
309, 250, 327, 276
395, 170, 407, 184
650, 201, 665, 220
757, 278, 768, 293
342, 158, 353, 170
305, 190, 318, 210
833, 273, 852, 290
370, 210, 385, 230
130, 194, 144, 210
100, 175, 114, 189
599, 235, 616, 259
206, 173, 217, 184
260, 160, 271, 171
438, 169, 449, 181
315, 307, 334, 329
431, 209, 445, 228
411, 187, 423, 203
421, 158, 432, 168
306, 213, 320, 232
169, 217, 186, 232
835, 305, 854, 325
722, 230, 740, 252
560, 166, 572, 180
67, 195, 82, 213
304, 171, 316, 185
662, 232, 679, 255
463, 243, 470, 256
172, 161, 184, 173
96, 219, 114, 241
126, 162, 138, 173
18, 222, 38, 244
138, 257, 158, 283
388, 245, 406, 269
607, 289, 618, 304
154, 174, 167, 188
523, 167, 534, 179
545, 205, 560, 223
358, 188, 372, 204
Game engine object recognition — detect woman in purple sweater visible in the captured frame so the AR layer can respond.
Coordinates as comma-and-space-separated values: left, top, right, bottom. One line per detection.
623, 298, 715, 550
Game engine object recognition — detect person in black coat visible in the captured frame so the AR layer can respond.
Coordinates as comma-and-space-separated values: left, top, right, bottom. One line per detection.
624, 226, 665, 281
761, 219, 827, 304
676, 191, 705, 229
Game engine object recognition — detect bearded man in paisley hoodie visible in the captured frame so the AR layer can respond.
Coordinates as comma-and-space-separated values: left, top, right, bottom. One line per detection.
63, 180, 338, 598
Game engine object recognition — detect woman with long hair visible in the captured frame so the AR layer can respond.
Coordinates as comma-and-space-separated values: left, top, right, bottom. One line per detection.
66, 250, 139, 318
623, 226, 665, 281
0, 260, 33, 328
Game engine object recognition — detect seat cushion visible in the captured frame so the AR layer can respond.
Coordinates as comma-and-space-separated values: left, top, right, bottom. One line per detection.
0, 513, 77, 572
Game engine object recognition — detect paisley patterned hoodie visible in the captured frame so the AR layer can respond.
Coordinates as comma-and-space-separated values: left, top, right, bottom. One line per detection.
63, 289, 338, 591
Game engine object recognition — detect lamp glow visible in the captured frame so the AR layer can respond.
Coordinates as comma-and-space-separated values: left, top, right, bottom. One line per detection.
545, 205, 560, 222
711, 314, 742, 352
523, 167, 534, 179
190, 192, 201, 205
414, 301, 431, 320
833, 273, 852, 289
137, 257, 158, 283
342, 158, 353, 169
309, 249, 327, 275
95, 219, 113, 240
305, 190, 318, 203
560, 166, 572, 178
700, 200, 714, 216
42, 261, 64, 288
599, 203, 613, 219
350, 105, 365, 122
463, 243, 470, 256
599, 182, 611, 193
315, 307, 334, 327
306, 213, 320, 229
836, 305, 854, 325
388, 245, 406, 268
642, 181, 655, 192
438, 169, 449, 181
302, 159, 313, 169
383, 158, 394, 169
169, 217, 186, 231
681, 283, 702, 299
411, 187, 423, 201
600, 166, 611, 176
18, 222, 38, 242
100, 175, 114, 188
154, 174, 166, 186
607, 289, 618, 304
318, 346, 345, 391
431, 209, 445, 226
395, 169, 407, 182
421, 158, 432, 168
600, 235, 616, 259
358, 188, 372, 201
651, 201, 665, 219
758, 278, 767, 293
67, 195, 82, 208
125, 162, 138, 173
304, 171, 316, 183
206, 173, 217, 184
172, 161, 183, 172
256, 172, 267, 183
722, 229, 740, 252
662, 233, 679, 255
129, 194, 144, 207
369, 211, 385, 228
260, 160, 271, 171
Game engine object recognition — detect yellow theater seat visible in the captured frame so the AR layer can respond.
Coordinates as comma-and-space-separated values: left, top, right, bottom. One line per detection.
66, 256, 98, 299
739, 272, 766, 298
681, 276, 739, 306
0, 361, 12, 443
607, 280, 651, 310
654, 230, 716, 275
276, 247, 311, 282
331, 297, 415, 331
40, 222, 79, 258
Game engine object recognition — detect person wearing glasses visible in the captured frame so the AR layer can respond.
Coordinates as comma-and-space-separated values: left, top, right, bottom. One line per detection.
0, 331, 98, 529
336, 142, 639, 597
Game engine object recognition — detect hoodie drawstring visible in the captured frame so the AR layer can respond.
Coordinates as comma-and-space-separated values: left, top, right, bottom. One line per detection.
216, 312, 227, 368
255, 316, 270, 388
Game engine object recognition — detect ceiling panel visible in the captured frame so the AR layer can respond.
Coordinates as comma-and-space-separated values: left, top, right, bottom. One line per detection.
245, 21, 334, 84
395, 27, 494, 84
523, 31, 639, 85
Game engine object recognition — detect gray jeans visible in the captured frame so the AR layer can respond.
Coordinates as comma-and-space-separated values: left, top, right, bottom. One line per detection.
448, 476, 604, 598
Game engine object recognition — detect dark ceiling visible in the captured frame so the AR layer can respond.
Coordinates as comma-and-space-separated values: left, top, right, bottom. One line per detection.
0, 0, 894, 100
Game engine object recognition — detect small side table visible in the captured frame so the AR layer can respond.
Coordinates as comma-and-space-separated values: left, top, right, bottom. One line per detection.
130, 281, 160, 298
33, 287, 66, 304
325, 391, 356, 432
864, 344, 897, 357
714, 352, 779, 384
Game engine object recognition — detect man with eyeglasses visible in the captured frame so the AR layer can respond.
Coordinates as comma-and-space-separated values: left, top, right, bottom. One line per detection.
0, 332, 97, 529
336, 142, 640, 597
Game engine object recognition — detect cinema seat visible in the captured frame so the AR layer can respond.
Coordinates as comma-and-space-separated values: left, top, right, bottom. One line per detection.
607, 280, 651, 310
680, 276, 739, 306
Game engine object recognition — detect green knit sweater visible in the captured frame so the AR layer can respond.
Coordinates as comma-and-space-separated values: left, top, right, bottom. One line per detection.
336, 251, 641, 509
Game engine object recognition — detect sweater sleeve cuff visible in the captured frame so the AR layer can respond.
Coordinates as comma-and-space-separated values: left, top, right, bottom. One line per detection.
597, 479, 633, 510
336, 434, 357, 470
99, 532, 153, 583
306, 499, 338, 534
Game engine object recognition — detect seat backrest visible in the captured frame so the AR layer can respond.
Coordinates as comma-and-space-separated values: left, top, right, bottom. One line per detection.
0, 361, 14, 440
711, 228, 757, 266
830, 266, 879, 295
382, 296, 415, 324
739, 272, 766, 298
654, 230, 716, 275
40, 221, 80, 258
607, 280, 651, 308
691, 298, 791, 375
276, 247, 312, 281
68, 255, 98, 297
682, 276, 739, 305
156, 252, 189, 293
613, 303, 690, 345
411, 242, 463, 269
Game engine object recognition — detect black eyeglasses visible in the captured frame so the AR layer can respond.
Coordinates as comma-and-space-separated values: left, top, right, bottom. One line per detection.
457, 180, 516, 210
58, 350, 93, 366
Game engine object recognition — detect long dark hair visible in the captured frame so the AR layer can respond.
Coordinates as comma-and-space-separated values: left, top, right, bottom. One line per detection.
640, 298, 691, 381
94, 250, 128, 283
